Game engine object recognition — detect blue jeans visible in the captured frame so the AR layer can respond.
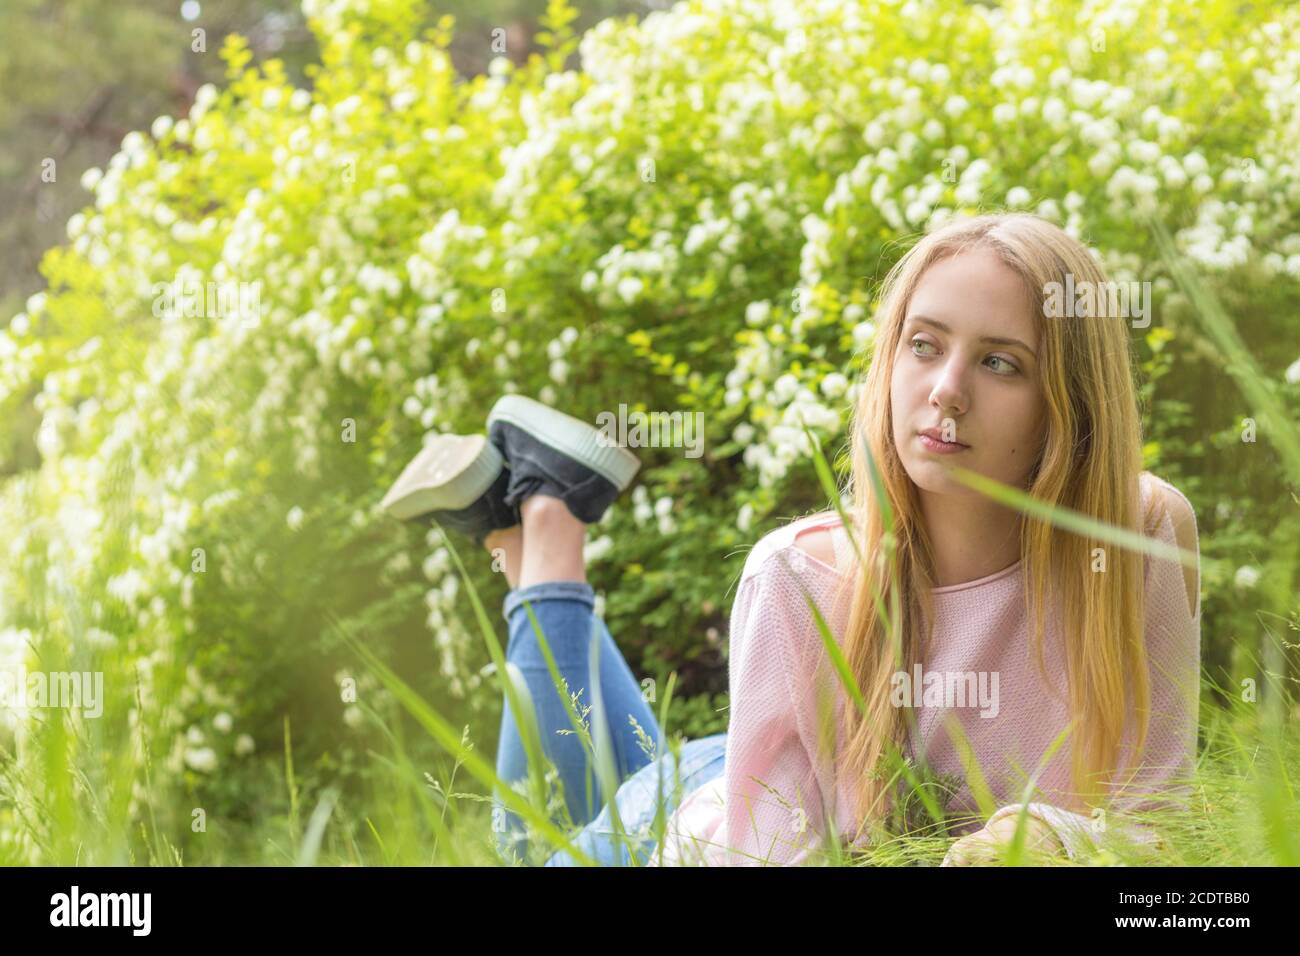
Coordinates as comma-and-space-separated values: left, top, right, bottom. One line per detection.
491, 580, 727, 866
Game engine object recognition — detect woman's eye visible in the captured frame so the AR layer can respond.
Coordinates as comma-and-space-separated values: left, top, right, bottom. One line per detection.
908, 337, 1018, 374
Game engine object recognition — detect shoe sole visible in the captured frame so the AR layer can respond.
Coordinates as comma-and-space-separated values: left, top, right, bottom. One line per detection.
487, 395, 641, 490
380, 433, 504, 521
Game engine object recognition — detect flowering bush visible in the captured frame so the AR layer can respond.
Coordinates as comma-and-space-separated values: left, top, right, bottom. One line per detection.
1, 0, 1298, 860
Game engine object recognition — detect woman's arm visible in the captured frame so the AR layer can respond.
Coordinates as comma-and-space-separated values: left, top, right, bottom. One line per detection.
719, 552, 833, 865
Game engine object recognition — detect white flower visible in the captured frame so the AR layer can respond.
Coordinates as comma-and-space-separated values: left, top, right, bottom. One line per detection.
584, 534, 614, 563
213, 712, 233, 733
343, 705, 364, 727
633, 500, 653, 525
1284, 357, 1300, 384
151, 115, 174, 140
333, 95, 362, 119
1088, 148, 1119, 179
737, 502, 754, 533
955, 181, 982, 206
616, 276, 643, 304
194, 83, 218, 111
423, 547, 450, 580
80, 167, 103, 191
820, 372, 849, 398
234, 734, 255, 756
184, 747, 218, 772
1182, 152, 1208, 177
851, 321, 876, 352
1006, 186, 1032, 208
286, 506, 305, 531
772, 373, 800, 404
1234, 565, 1260, 589
745, 301, 772, 326
1128, 139, 1161, 166
769, 424, 811, 457
106, 568, 148, 609
84, 627, 118, 650
962, 158, 991, 182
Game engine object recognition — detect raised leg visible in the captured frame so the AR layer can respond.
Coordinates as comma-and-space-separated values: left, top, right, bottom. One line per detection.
482, 525, 522, 589
517, 494, 588, 588
482, 494, 587, 589
490, 498, 665, 865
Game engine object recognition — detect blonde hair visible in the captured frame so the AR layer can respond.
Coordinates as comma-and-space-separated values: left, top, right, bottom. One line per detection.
825, 212, 1162, 842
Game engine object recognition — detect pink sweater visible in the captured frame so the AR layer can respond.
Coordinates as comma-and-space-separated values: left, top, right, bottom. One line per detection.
649, 472, 1200, 865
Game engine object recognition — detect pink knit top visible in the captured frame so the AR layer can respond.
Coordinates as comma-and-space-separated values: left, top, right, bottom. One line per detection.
649, 472, 1200, 866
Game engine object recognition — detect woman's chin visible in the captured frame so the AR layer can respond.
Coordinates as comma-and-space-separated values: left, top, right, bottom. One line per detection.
902, 459, 962, 494
902, 456, 992, 497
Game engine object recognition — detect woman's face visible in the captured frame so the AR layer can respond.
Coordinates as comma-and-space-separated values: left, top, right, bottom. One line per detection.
890, 248, 1047, 498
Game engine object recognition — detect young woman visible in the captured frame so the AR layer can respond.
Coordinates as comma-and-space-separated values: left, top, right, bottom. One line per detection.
381, 211, 1201, 866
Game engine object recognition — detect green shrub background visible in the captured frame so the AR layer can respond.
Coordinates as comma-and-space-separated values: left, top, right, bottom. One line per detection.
1, 0, 1297, 863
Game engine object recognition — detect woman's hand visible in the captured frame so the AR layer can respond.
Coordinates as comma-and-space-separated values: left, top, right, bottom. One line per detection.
941, 812, 1066, 866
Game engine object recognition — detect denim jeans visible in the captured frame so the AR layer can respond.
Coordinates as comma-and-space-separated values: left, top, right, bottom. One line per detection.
491, 579, 727, 866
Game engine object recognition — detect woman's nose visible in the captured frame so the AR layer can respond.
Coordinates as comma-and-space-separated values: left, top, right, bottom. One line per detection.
929, 359, 969, 416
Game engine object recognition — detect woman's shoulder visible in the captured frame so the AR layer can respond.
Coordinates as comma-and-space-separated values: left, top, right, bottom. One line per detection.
728, 510, 856, 686
1139, 471, 1195, 534
738, 509, 851, 586
1139, 471, 1200, 620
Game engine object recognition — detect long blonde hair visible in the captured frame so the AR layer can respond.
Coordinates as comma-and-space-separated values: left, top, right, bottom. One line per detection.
829, 212, 1162, 841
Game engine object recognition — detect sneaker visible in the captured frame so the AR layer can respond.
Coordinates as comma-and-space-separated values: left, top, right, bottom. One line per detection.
486, 394, 641, 525
379, 433, 520, 544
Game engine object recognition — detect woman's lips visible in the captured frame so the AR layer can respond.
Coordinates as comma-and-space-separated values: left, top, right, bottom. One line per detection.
917, 431, 969, 454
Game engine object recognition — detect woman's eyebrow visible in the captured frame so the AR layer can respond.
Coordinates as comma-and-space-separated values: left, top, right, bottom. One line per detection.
906, 314, 1037, 358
